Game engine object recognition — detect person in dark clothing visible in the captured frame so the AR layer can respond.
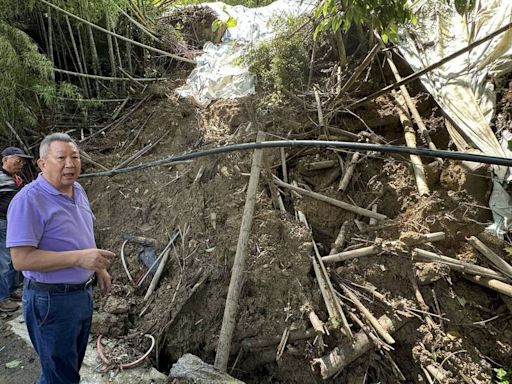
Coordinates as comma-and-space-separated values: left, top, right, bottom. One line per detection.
0, 146, 32, 312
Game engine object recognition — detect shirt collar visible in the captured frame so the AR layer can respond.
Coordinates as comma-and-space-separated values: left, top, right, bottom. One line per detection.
36, 173, 75, 197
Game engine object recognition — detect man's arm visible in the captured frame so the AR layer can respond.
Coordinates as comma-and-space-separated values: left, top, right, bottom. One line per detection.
11, 246, 115, 272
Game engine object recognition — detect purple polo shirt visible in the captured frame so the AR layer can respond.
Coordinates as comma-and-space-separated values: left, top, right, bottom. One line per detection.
6, 174, 95, 284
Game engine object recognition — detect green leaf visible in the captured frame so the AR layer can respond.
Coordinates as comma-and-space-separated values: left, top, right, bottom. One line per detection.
226, 16, 237, 28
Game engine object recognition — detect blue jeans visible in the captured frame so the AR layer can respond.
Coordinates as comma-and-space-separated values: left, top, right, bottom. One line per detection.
23, 280, 93, 384
0, 219, 19, 301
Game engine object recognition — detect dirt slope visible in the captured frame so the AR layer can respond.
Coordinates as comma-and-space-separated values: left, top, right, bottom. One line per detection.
80, 76, 512, 384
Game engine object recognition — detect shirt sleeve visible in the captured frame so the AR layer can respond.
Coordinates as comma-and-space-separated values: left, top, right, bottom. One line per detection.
6, 193, 44, 248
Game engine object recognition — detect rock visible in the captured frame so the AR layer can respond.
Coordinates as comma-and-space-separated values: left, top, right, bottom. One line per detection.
169, 354, 245, 384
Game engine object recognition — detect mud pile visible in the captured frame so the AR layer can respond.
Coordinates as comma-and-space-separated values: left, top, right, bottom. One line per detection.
80, 68, 512, 383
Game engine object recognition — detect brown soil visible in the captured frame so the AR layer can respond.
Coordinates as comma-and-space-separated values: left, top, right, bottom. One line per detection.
72, 67, 512, 384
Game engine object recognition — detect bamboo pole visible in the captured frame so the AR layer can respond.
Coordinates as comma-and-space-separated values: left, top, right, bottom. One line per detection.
40, 0, 195, 65
329, 220, 350, 255
215, 132, 265, 372
467, 236, 512, 279
463, 275, 512, 298
393, 90, 430, 195
53, 68, 167, 82
413, 248, 510, 282
280, 148, 288, 184
126, 23, 133, 74
76, 23, 90, 92
105, 14, 117, 89
340, 283, 395, 345
47, 6, 54, 66
323, 245, 381, 264
338, 152, 360, 192
311, 234, 352, 337
385, 54, 440, 158
87, 24, 102, 93
311, 314, 407, 379
339, 43, 381, 94
273, 177, 387, 220
346, 21, 512, 110
144, 248, 171, 300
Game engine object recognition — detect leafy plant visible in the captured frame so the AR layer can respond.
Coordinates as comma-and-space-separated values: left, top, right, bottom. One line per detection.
495, 368, 511, 384
0, 21, 54, 128
314, 0, 417, 43
212, 16, 237, 33
247, 15, 311, 97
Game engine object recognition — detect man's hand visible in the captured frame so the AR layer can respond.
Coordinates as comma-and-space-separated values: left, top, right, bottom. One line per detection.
76, 249, 115, 271
96, 269, 112, 295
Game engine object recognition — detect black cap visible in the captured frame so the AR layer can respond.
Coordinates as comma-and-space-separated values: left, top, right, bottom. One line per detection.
2, 147, 33, 159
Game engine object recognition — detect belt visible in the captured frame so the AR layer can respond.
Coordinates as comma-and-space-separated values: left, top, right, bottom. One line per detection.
27, 276, 94, 293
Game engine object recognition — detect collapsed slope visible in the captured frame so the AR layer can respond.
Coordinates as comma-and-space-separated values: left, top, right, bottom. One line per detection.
80, 68, 512, 383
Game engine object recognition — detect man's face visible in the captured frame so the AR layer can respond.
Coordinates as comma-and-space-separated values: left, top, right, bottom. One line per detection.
38, 141, 81, 193
3, 156, 25, 175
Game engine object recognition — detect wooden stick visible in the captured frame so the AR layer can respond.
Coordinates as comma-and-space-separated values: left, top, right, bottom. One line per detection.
462, 275, 512, 298
369, 204, 378, 226
274, 177, 387, 220
215, 132, 265, 372
338, 152, 360, 192
413, 248, 510, 282
341, 283, 395, 345
40, 0, 196, 64
467, 236, 512, 279
311, 314, 408, 379
323, 245, 381, 264
393, 90, 430, 195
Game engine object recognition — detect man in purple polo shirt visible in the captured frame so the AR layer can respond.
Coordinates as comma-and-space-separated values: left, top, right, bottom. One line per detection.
6, 133, 115, 384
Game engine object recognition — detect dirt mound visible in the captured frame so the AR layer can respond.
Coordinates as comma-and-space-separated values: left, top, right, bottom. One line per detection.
81, 73, 512, 383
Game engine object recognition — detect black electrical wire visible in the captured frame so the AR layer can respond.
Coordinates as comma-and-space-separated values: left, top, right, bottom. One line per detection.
79, 140, 512, 178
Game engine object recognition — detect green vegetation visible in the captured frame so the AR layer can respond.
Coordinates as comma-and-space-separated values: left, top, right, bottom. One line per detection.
247, 16, 311, 99
495, 368, 512, 384
314, 0, 416, 44
0, 21, 54, 128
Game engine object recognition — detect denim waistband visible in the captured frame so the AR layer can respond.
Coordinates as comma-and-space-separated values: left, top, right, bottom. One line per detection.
26, 276, 94, 293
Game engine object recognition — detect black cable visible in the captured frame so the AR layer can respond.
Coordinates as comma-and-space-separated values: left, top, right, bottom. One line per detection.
79, 140, 512, 178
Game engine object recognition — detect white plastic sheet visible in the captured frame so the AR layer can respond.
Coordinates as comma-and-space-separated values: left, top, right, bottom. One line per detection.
397, 0, 512, 236
175, 0, 316, 107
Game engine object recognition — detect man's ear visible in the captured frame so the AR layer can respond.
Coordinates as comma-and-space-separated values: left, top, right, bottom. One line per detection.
37, 158, 45, 171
